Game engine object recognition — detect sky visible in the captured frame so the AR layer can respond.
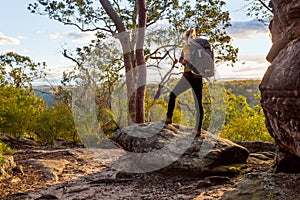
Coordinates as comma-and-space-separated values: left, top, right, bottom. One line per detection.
0, 0, 272, 85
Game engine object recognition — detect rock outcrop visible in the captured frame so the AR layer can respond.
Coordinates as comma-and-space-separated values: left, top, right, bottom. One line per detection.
222, 172, 300, 200
109, 122, 249, 177
1, 130, 293, 200
259, 0, 300, 173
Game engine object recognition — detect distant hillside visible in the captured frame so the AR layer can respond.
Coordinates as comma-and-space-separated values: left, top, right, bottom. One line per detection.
147, 79, 262, 107
223, 80, 261, 107
33, 80, 262, 107
33, 87, 56, 107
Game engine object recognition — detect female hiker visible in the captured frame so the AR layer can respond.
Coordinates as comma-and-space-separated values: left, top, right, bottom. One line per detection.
164, 28, 204, 136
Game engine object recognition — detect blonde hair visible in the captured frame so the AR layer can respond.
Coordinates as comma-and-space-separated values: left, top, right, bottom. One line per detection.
184, 27, 196, 43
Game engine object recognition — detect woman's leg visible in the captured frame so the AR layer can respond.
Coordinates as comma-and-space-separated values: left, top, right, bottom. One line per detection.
166, 74, 191, 119
166, 91, 176, 119
191, 76, 203, 131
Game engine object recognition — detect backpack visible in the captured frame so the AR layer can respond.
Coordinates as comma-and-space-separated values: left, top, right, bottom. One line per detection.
188, 38, 215, 78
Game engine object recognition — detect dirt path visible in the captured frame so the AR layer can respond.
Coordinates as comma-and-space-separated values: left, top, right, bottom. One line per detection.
1, 143, 296, 200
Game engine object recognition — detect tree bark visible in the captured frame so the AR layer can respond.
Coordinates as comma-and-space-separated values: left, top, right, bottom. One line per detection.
99, 0, 135, 124
135, 0, 147, 123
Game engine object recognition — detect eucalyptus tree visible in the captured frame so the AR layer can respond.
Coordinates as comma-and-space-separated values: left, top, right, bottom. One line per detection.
245, 0, 273, 25
28, 0, 238, 123
0, 52, 47, 90
0, 52, 47, 139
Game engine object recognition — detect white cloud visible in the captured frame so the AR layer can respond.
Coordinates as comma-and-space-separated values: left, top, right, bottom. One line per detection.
46, 64, 74, 78
217, 60, 269, 80
50, 33, 65, 40
22, 48, 29, 53
50, 31, 96, 44
239, 54, 267, 64
0, 32, 20, 45
228, 20, 269, 39
232, 63, 268, 73
17, 35, 26, 40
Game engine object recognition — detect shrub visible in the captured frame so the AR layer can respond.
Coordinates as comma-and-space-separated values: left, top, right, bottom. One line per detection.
0, 142, 13, 167
35, 103, 79, 144
219, 113, 273, 142
220, 92, 273, 142
0, 86, 45, 139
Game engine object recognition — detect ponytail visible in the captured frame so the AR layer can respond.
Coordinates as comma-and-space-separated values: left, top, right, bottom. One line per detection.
184, 27, 197, 44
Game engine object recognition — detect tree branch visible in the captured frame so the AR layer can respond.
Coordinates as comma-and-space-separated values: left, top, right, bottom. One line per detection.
147, 1, 173, 27
62, 50, 82, 66
146, 44, 178, 60
63, 22, 112, 32
152, 59, 180, 100
257, 0, 272, 12
178, 100, 195, 115
99, 0, 126, 32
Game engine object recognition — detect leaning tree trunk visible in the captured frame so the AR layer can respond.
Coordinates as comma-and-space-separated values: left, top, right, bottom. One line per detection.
99, 0, 136, 124
259, 0, 300, 173
135, 0, 147, 123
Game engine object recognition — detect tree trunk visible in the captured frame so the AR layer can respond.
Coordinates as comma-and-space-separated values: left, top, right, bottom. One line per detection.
99, 0, 135, 124
135, 0, 147, 123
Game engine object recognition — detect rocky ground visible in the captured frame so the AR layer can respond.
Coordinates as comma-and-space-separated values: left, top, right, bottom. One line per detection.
0, 137, 299, 200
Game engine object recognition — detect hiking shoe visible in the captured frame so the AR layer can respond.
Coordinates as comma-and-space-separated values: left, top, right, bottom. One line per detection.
163, 117, 172, 125
192, 129, 204, 138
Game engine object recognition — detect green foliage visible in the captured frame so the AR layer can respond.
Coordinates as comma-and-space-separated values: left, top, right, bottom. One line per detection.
145, 90, 166, 122
223, 80, 261, 107
35, 103, 79, 144
245, 0, 273, 25
0, 142, 13, 167
0, 148, 3, 167
71, 102, 103, 147
0, 86, 80, 144
29, 0, 239, 80
202, 81, 227, 133
0, 80, 273, 144
97, 108, 119, 137
0, 52, 46, 90
225, 92, 249, 123
173, 0, 238, 65
220, 113, 273, 142
0, 142, 13, 156
0, 51, 81, 145
220, 91, 273, 142
0, 86, 46, 139
28, 0, 240, 123
146, 80, 273, 142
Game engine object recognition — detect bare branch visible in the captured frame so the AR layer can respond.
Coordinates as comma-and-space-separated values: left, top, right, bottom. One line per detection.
153, 60, 180, 100
62, 50, 82, 66
147, 1, 173, 27
257, 0, 272, 12
146, 44, 178, 60
178, 100, 195, 115
63, 22, 112, 33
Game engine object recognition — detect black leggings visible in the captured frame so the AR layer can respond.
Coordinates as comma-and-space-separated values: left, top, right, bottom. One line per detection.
166, 72, 203, 131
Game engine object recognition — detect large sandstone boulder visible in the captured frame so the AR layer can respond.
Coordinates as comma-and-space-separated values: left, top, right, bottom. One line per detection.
259, 0, 300, 173
109, 122, 249, 177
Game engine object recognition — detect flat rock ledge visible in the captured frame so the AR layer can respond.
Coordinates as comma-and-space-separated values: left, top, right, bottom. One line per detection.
109, 122, 249, 177
222, 172, 300, 200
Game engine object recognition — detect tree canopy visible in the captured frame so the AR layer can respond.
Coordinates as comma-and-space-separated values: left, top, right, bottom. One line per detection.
29, 0, 238, 64
0, 52, 46, 90
245, 0, 273, 25
28, 0, 239, 123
